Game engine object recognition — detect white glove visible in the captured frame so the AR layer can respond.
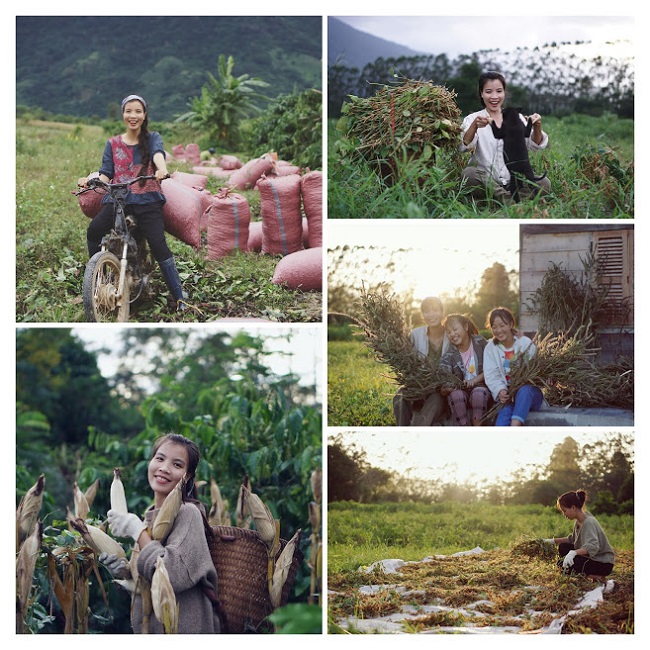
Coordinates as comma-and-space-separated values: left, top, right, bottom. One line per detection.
107, 509, 147, 541
562, 550, 577, 569
542, 538, 555, 544
98, 551, 131, 579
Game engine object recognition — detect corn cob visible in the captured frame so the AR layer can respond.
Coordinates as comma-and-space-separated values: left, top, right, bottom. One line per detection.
151, 556, 179, 633
68, 512, 126, 559
269, 529, 301, 609
110, 468, 128, 514
242, 486, 278, 552
151, 479, 184, 543
139, 576, 153, 634
16, 520, 42, 632
74, 482, 90, 519
16, 474, 45, 550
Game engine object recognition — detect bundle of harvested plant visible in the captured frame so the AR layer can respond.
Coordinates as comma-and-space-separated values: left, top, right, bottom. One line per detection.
358, 286, 463, 400
483, 325, 603, 420
543, 356, 634, 410
338, 78, 462, 166
510, 537, 557, 562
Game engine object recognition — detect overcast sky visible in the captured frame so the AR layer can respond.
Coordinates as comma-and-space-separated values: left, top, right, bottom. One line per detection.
332, 15, 634, 59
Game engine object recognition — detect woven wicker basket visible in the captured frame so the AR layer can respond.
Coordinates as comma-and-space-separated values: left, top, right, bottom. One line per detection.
208, 525, 303, 633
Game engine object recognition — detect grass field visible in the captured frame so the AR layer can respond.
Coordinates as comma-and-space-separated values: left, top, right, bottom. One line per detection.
328, 501, 634, 634
328, 339, 396, 426
328, 113, 634, 219
15, 120, 321, 323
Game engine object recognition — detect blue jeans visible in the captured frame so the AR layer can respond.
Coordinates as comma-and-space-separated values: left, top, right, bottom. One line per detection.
495, 385, 543, 426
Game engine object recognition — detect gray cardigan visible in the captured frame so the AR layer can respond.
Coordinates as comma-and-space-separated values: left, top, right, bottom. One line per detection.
132, 502, 220, 634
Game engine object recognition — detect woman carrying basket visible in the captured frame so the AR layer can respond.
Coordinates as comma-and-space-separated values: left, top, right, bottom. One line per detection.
101, 433, 221, 634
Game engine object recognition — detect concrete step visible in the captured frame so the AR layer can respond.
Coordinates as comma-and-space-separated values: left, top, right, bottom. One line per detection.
440, 404, 634, 427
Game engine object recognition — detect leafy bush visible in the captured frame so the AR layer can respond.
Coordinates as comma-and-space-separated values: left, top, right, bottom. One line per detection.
246, 89, 322, 170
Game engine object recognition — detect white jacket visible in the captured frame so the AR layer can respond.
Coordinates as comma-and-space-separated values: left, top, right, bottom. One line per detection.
483, 335, 537, 401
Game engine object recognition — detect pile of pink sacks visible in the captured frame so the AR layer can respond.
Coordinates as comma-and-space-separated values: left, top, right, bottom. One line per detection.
78, 161, 322, 292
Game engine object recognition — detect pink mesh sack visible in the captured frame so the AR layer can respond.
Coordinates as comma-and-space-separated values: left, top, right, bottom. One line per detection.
258, 174, 304, 256
206, 188, 251, 259
300, 170, 322, 248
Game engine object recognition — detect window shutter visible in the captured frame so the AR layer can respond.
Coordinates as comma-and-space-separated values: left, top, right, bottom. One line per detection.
593, 229, 633, 325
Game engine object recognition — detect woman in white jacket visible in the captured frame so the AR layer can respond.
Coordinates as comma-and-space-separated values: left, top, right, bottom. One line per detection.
483, 307, 543, 426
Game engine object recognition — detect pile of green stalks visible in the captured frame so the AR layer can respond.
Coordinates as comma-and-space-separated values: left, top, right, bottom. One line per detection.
337, 78, 462, 172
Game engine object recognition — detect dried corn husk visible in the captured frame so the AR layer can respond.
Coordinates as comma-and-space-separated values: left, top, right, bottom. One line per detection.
235, 476, 252, 528
151, 479, 184, 543
311, 468, 322, 505
16, 474, 45, 550
269, 529, 301, 608
139, 576, 153, 634
110, 468, 128, 514
151, 557, 179, 633
68, 513, 126, 559
208, 478, 230, 526
84, 479, 100, 509
74, 482, 90, 520
308, 501, 321, 531
130, 544, 140, 582
16, 520, 42, 632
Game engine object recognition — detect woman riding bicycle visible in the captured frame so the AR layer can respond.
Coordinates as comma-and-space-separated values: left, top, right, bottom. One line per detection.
77, 94, 187, 310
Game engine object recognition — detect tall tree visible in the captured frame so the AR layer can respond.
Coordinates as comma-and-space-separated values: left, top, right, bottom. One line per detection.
546, 436, 582, 494
472, 262, 519, 327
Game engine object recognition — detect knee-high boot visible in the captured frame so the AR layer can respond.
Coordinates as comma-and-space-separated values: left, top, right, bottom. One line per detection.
159, 257, 188, 310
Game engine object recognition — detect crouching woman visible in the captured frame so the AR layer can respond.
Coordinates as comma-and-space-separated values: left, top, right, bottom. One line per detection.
102, 433, 221, 633
545, 489, 615, 584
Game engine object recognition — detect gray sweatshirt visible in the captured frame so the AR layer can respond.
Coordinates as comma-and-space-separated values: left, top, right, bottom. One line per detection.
568, 512, 615, 565
132, 502, 220, 634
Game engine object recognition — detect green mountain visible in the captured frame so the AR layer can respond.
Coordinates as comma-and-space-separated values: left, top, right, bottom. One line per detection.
16, 16, 322, 121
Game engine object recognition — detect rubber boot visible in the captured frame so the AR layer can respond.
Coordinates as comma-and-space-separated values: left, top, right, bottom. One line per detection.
159, 257, 188, 311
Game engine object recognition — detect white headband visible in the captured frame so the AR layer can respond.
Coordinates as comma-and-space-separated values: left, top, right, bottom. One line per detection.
121, 94, 147, 110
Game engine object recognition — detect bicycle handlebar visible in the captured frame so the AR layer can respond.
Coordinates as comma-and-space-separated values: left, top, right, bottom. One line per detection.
74, 174, 169, 196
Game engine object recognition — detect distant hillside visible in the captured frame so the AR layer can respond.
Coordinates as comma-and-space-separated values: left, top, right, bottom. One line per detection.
328, 17, 423, 69
16, 16, 322, 121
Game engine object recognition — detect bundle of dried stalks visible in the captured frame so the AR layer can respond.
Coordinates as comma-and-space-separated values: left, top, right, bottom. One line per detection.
358, 286, 462, 400
484, 324, 633, 418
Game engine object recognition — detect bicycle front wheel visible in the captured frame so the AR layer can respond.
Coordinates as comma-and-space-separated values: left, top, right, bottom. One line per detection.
82, 251, 130, 322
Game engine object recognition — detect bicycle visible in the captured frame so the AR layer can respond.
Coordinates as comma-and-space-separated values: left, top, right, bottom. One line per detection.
76, 175, 161, 322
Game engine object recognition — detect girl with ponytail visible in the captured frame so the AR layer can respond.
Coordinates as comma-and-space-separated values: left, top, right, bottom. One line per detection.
543, 489, 615, 585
